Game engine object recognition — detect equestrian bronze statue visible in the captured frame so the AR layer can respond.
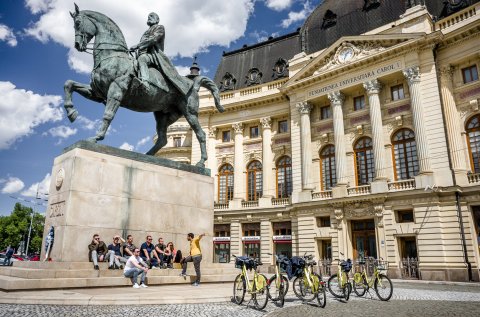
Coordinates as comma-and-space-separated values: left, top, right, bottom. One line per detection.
63, 4, 224, 167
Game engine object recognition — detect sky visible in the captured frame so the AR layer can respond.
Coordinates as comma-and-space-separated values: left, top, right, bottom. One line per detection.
0, 0, 321, 216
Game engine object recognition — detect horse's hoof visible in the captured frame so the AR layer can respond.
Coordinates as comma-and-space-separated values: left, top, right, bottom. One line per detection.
86, 137, 98, 143
68, 110, 78, 123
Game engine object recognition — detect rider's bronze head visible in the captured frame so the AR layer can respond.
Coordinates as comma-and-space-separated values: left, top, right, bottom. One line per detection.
147, 12, 159, 26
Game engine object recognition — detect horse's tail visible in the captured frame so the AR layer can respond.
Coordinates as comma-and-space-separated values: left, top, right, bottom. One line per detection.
193, 76, 224, 113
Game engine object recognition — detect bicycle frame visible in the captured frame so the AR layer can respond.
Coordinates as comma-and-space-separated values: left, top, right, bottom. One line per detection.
241, 262, 263, 293
302, 263, 319, 292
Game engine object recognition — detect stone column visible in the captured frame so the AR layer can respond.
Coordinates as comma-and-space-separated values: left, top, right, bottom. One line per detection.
232, 123, 244, 204
260, 117, 273, 197
403, 66, 432, 174
439, 66, 469, 185
260, 220, 272, 265
230, 220, 241, 260
364, 80, 388, 193
328, 91, 348, 197
296, 102, 314, 191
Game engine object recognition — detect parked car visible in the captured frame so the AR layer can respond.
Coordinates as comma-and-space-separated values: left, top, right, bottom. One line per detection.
0, 253, 18, 266
12, 254, 27, 261
29, 255, 40, 261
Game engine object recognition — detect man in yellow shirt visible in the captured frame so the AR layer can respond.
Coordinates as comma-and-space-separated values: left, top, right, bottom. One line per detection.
179, 232, 205, 286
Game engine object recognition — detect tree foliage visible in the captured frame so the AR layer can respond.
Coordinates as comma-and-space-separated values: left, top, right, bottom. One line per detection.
0, 203, 45, 254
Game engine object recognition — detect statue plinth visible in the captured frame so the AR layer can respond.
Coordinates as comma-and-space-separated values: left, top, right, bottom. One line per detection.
41, 141, 214, 262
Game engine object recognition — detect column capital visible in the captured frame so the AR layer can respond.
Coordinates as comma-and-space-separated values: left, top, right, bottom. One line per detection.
403, 66, 421, 85
232, 123, 244, 134
363, 79, 382, 95
208, 127, 217, 138
438, 65, 454, 81
260, 117, 272, 129
296, 101, 312, 114
327, 91, 345, 106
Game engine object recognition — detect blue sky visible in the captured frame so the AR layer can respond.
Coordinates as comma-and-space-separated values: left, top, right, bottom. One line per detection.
0, 0, 320, 216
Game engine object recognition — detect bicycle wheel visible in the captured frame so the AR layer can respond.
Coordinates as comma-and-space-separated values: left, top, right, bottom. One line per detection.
253, 274, 269, 310
374, 274, 393, 301
268, 274, 289, 301
316, 281, 326, 308
343, 282, 352, 301
353, 273, 367, 297
298, 274, 317, 302
278, 281, 286, 307
327, 274, 344, 298
292, 276, 304, 299
233, 274, 246, 305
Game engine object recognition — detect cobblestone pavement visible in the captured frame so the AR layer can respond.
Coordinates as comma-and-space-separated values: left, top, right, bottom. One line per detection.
0, 282, 479, 317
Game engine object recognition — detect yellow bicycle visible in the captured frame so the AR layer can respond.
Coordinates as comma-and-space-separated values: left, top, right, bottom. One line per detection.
267, 253, 289, 307
353, 257, 393, 301
232, 255, 269, 310
327, 254, 352, 301
292, 254, 326, 308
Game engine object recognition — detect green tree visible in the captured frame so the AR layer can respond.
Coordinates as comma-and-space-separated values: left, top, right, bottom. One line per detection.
0, 203, 45, 254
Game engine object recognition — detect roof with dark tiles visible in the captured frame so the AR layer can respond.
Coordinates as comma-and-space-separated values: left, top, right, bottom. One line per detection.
214, 0, 480, 92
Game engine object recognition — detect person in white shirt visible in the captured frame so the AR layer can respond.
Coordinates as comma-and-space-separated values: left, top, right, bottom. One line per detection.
124, 248, 149, 288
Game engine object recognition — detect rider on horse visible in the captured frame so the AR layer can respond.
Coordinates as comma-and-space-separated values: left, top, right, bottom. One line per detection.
129, 12, 192, 96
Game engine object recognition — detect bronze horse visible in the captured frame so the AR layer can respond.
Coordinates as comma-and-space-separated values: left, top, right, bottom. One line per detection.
64, 4, 224, 167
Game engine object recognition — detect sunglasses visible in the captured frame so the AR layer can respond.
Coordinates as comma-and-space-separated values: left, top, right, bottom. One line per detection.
94, 238, 100, 240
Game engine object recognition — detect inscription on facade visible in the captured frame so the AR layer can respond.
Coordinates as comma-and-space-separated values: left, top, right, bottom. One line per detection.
350, 114, 370, 125
387, 104, 410, 115
274, 137, 291, 145
459, 85, 480, 100
48, 201, 66, 218
308, 61, 402, 98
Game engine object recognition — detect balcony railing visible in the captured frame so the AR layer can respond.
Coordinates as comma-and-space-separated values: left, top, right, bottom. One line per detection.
388, 179, 416, 191
468, 173, 480, 184
435, 5, 477, 31
241, 200, 259, 208
272, 197, 290, 206
213, 202, 229, 210
312, 190, 333, 200
347, 185, 371, 196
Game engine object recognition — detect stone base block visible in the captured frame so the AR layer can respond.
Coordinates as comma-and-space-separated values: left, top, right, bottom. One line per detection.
332, 184, 348, 198
371, 179, 388, 193
41, 141, 214, 263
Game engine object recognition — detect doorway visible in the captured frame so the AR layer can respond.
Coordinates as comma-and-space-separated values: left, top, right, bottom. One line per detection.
351, 220, 377, 260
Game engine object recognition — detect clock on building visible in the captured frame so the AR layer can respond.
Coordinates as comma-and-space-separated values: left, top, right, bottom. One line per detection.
338, 47, 354, 63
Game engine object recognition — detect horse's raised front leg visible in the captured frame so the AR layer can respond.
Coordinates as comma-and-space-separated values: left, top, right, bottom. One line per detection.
88, 81, 123, 143
64, 80, 104, 123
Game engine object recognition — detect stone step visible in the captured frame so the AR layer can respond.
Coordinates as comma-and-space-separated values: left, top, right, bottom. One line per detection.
0, 273, 238, 291
0, 266, 239, 280
12, 261, 231, 270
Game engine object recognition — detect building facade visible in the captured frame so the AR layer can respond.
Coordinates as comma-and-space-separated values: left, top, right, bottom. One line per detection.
157, 0, 480, 281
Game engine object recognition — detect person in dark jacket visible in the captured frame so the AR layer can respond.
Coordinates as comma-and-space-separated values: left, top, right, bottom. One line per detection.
107, 235, 127, 269
88, 234, 108, 270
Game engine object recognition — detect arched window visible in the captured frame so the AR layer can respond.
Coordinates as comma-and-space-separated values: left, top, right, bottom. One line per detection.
354, 137, 375, 185
392, 129, 419, 180
218, 164, 234, 203
247, 161, 263, 201
467, 114, 480, 173
320, 145, 336, 190
276, 156, 292, 198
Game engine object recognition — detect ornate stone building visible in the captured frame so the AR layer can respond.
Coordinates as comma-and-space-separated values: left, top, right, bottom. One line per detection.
156, 0, 480, 281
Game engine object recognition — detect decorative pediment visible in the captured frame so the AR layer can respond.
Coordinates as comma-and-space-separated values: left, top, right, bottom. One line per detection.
283, 34, 426, 90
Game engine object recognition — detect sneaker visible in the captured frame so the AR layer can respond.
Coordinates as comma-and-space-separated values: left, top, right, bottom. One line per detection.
119, 265, 124, 270
192, 282, 199, 286
133, 283, 140, 289
94, 265, 99, 270
140, 283, 148, 288
108, 265, 114, 270
179, 273, 187, 277
152, 266, 159, 270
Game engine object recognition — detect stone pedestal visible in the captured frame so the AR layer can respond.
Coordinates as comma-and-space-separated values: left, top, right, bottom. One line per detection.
41, 141, 214, 263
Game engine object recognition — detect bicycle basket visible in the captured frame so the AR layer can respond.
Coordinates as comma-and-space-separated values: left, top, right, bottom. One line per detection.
235, 256, 254, 270
376, 260, 389, 271
341, 259, 353, 273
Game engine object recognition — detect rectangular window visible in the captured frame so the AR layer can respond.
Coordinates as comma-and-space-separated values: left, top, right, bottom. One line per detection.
278, 120, 288, 133
316, 216, 331, 227
396, 210, 414, 223
391, 84, 405, 101
173, 137, 181, 147
354, 95, 366, 111
462, 65, 479, 84
320, 106, 331, 120
250, 126, 259, 138
222, 130, 231, 142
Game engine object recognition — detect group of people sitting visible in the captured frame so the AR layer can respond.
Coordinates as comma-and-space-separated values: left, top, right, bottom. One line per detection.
88, 234, 182, 271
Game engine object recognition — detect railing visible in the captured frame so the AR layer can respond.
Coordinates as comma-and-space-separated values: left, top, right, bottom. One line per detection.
241, 200, 259, 208
347, 185, 371, 196
318, 258, 332, 277
272, 197, 290, 206
312, 190, 333, 200
354, 258, 375, 277
213, 202, 229, 210
388, 179, 416, 191
468, 172, 480, 184
240, 87, 261, 96
220, 92, 234, 100
267, 79, 288, 90
400, 257, 420, 279
435, 6, 477, 31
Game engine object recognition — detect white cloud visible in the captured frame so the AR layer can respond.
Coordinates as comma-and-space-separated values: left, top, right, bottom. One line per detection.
46, 125, 77, 138
0, 24, 17, 47
0, 81, 63, 149
281, 1, 314, 28
136, 136, 151, 148
24, 0, 255, 74
119, 142, 134, 151
1, 177, 25, 194
265, 0, 294, 11
175, 66, 191, 77
77, 115, 101, 130
21, 173, 51, 198
250, 30, 280, 43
